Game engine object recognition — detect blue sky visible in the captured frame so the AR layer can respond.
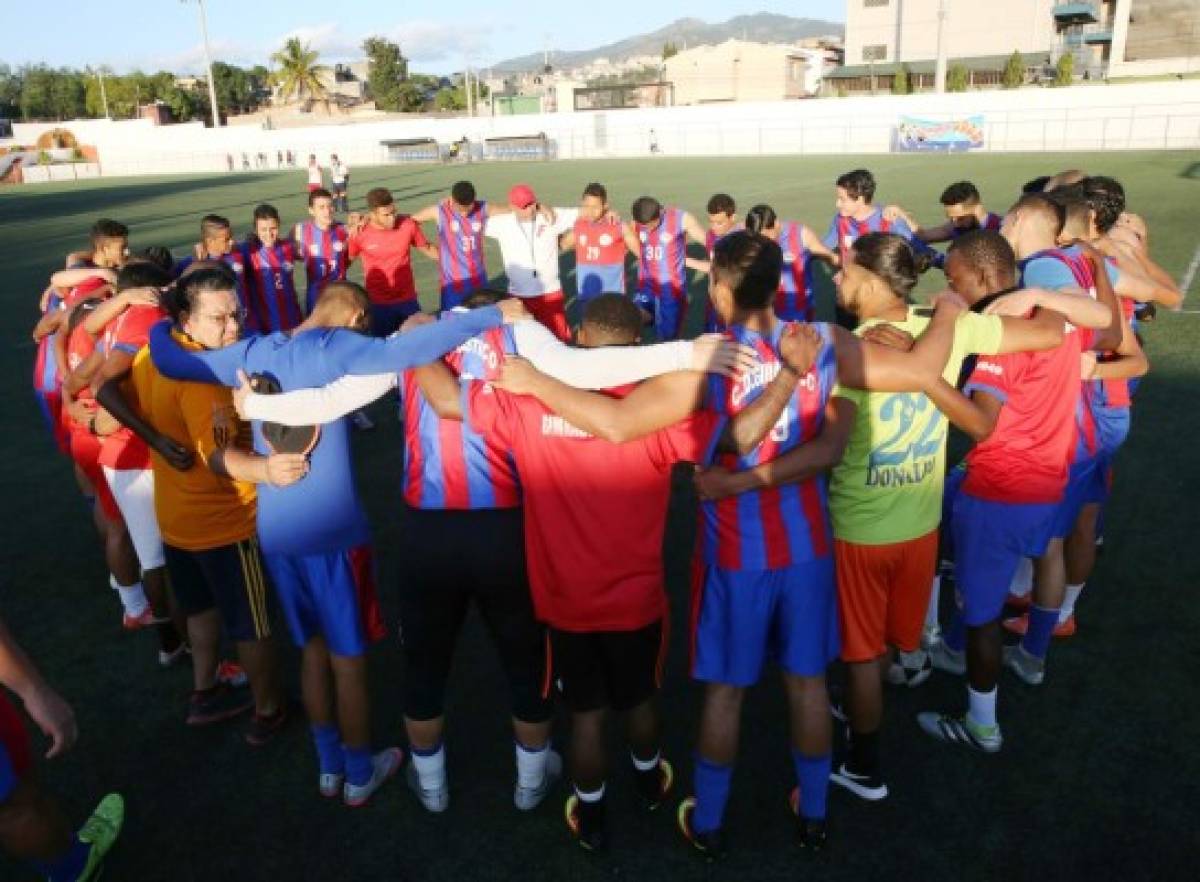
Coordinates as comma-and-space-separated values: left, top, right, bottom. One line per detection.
2, 2, 845, 76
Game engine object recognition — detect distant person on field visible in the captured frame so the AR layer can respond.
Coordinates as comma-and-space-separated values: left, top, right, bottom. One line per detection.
330, 154, 349, 213
307, 155, 323, 194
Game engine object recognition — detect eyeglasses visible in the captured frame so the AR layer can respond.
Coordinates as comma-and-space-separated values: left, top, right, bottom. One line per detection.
199, 308, 245, 326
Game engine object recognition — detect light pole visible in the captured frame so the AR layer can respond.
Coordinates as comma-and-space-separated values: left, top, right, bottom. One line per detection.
182, 0, 221, 127
934, 0, 949, 93
94, 67, 110, 119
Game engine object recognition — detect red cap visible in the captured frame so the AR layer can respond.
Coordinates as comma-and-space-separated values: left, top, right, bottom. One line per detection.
508, 184, 537, 209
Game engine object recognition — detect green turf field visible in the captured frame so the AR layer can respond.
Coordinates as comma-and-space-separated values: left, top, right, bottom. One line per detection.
1, 153, 1198, 881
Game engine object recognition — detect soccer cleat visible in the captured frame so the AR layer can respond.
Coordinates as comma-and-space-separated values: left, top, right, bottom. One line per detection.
514, 748, 562, 811
917, 712, 1003, 753
928, 640, 967, 676
564, 794, 607, 852
1003, 644, 1046, 686
787, 788, 829, 851
351, 410, 375, 431
634, 757, 674, 810
886, 649, 932, 688
1005, 592, 1032, 613
244, 705, 289, 747
829, 762, 889, 801
319, 773, 345, 799
677, 797, 727, 861
344, 747, 404, 808
76, 793, 125, 882
1001, 613, 1076, 639
216, 660, 248, 688
186, 683, 253, 727
158, 642, 189, 668
406, 762, 450, 813
122, 607, 167, 631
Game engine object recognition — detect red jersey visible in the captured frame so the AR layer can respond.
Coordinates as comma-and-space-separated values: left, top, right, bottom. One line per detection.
465, 382, 722, 631
98, 304, 168, 470
64, 275, 110, 310
348, 217, 430, 304
961, 313, 1077, 504
64, 324, 98, 428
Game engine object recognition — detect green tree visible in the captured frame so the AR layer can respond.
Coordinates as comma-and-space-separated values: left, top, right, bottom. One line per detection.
434, 87, 466, 111
362, 36, 412, 111
20, 66, 84, 120
1002, 50, 1025, 89
394, 81, 425, 112
946, 63, 970, 93
892, 63, 911, 95
662, 41, 679, 59
271, 38, 329, 108
1055, 53, 1075, 86
0, 65, 23, 118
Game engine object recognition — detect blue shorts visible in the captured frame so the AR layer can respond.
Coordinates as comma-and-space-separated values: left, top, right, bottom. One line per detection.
634, 287, 686, 341
0, 693, 30, 803
369, 301, 421, 338
1094, 406, 1131, 458
265, 545, 386, 657
690, 557, 839, 685
440, 283, 485, 313
952, 493, 1058, 626
939, 463, 969, 559
1051, 458, 1103, 538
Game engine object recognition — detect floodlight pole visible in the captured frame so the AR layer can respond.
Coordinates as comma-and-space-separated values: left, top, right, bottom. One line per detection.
934, 0, 949, 93
184, 0, 222, 127
97, 68, 110, 119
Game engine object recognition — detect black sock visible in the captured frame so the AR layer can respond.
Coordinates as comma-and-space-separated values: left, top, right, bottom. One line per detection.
849, 729, 880, 777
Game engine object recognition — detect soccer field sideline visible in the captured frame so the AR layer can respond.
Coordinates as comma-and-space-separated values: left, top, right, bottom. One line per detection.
1, 152, 1198, 881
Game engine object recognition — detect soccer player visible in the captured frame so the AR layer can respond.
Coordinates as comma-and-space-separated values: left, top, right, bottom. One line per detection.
98, 265, 295, 738
175, 215, 251, 319
411, 293, 819, 851
306, 154, 323, 193
227, 301, 754, 819
720, 232, 1108, 801
243, 204, 302, 333
0, 615, 123, 882
147, 281, 527, 805
293, 188, 350, 314
624, 197, 707, 340
347, 187, 438, 337
916, 219, 1117, 753
885, 181, 1002, 270
411, 181, 491, 311
744, 204, 836, 323
329, 154, 349, 213
561, 183, 628, 308
483, 184, 579, 341
821, 169, 914, 266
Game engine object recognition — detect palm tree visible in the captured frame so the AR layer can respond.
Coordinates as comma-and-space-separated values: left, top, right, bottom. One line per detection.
270, 38, 330, 111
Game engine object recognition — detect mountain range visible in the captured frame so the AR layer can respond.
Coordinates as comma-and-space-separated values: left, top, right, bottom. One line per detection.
490, 12, 844, 72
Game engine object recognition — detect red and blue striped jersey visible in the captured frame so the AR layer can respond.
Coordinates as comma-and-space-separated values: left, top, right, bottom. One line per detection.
33, 293, 63, 394
437, 200, 489, 299
699, 321, 838, 571
635, 207, 688, 300
775, 221, 814, 322
295, 221, 349, 313
244, 239, 302, 333
399, 324, 520, 510
823, 210, 911, 265
574, 217, 627, 297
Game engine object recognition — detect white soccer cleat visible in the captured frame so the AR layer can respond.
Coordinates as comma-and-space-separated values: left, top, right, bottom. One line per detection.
406, 762, 450, 813
343, 747, 403, 808
514, 749, 562, 811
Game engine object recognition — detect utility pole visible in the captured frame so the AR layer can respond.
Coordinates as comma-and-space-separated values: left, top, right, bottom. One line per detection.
182, 0, 221, 127
97, 68, 110, 119
934, 0, 949, 93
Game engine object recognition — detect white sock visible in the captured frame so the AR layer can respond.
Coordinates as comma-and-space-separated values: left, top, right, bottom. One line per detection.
1060, 583, 1084, 623
631, 750, 660, 772
109, 574, 121, 592
575, 782, 606, 802
925, 576, 942, 629
515, 741, 548, 789
967, 686, 998, 729
411, 744, 446, 791
116, 581, 149, 617
1008, 558, 1033, 598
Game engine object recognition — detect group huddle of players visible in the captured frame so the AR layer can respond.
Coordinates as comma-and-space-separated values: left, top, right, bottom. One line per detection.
7, 162, 1182, 878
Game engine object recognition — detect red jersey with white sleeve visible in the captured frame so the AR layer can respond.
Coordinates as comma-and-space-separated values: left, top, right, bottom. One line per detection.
961, 313, 1078, 504
463, 381, 723, 632
97, 304, 168, 470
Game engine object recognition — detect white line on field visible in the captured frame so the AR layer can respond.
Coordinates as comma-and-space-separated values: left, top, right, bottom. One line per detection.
1179, 238, 1200, 301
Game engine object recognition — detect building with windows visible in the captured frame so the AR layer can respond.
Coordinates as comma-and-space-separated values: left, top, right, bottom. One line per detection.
662, 39, 818, 104
829, 0, 1198, 93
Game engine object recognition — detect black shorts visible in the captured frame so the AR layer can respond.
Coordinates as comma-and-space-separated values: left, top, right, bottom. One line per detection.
398, 506, 551, 722
550, 620, 666, 713
164, 537, 273, 642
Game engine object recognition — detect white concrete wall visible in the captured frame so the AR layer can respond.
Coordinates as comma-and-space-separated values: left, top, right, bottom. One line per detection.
4, 81, 1198, 180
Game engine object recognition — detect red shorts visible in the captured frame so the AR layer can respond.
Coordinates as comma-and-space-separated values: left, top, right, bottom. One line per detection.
835, 529, 939, 662
522, 291, 570, 342
69, 428, 123, 524
0, 692, 31, 802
